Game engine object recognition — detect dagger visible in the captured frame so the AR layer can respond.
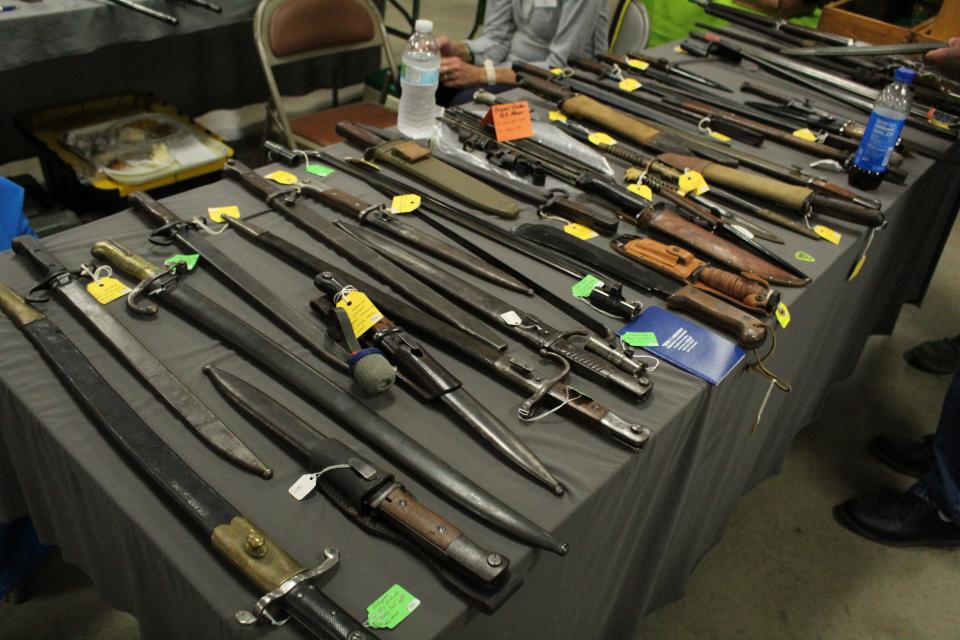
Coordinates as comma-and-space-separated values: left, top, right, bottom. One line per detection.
91, 239, 568, 555
0, 282, 373, 639
11, 235, 272, 479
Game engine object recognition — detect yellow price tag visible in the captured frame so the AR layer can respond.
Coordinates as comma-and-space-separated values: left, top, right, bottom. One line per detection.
792, 128, 818, 142
674, 46, 687, 54
207, 206, 241, 223
336, 291, 383, 338
563, 223, 598, 240
86, 277, 131, 305
587, 132, 617, 147
775, 302, 791, 329
390, 194, 421, 214
618, 78, 642, 92
264, 170, 299, 185
814, 225, 841, 245
848, 254, 867, 281
708, 130, 732, 142
550, 67, 566, 76
548, 110, 567, 122
627, 58, 650, 71
627, 183, 654, 201
677, 170, 710, 196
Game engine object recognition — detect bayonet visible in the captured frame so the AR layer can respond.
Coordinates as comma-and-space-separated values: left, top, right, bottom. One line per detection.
619, 51, 731, 92
781, 42, 945, 58
11, 235, 272, 479
0, 282, 373, 639
91, 239, 568, 555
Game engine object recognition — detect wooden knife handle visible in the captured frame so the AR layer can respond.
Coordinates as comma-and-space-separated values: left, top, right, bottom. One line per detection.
512, 60, 552, 79
698, 266, 778, 312
666, 285, 768, 349
334, 121, 385, 149
568, 56, 610, 77
129, 191, 180, 226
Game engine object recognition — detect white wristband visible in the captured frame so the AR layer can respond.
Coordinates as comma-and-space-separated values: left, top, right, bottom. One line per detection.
484, 59, 497, 85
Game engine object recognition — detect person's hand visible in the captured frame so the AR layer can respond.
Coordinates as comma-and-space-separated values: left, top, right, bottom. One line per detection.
436, 35, 470, 59
926, 37, 960, 83
440, 56, 485, 88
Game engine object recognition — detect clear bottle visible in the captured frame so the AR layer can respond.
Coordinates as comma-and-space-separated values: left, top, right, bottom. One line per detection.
397, 19, 440, 140
848, 66, 916, 191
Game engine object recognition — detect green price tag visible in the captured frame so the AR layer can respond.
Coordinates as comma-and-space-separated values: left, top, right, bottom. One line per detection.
622, 331, 658, 347
306, 163, 335, 177
571, 274, 602, 298
366, 584, 420, 629
794, 251, 815, 263
164, 254, 199, 271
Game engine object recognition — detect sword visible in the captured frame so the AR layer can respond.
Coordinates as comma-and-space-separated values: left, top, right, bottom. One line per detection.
222, 216, 651, 449
514, 224, 771, 350
221, 161, 508, 352
203, 366, 520, 610
781, 42, 946, 58
91, 240, 568, 555
11, 235, 272, 479
128, 192, 396, 395
0, 282, 373, 639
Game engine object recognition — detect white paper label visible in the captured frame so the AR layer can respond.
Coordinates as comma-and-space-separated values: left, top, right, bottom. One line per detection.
500, 310, 522, 326
288, 473, 319, 500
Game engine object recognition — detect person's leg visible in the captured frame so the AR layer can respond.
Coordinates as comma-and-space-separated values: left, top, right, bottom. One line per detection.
904, 334, 960, 375
909, 370, 960, 524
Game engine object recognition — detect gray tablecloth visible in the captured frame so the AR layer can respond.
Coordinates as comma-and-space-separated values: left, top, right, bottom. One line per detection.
0, 50, 958, 640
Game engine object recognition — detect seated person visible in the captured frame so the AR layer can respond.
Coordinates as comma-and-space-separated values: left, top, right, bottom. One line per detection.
435, 0, 608, 104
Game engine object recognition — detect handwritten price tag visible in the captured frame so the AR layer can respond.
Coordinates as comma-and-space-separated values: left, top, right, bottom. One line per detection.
87, 278, 131, 305
628, 183, 654, 201
336, 291, 383, 338
677, 170, 710, 196
207, 206, 241, 223
484, 101, 535, 142
367, 585, 420, 630
571, 274, 602, 298
814, 225, 841, 245
622, 331, 658, 347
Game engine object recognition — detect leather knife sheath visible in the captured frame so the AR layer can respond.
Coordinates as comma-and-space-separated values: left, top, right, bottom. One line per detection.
627, 205, 810, 287
370, 140, 520, 218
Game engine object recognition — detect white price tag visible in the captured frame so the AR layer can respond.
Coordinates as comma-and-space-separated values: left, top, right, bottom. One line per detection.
288, 473, 319, 500
500, 310, 522, 326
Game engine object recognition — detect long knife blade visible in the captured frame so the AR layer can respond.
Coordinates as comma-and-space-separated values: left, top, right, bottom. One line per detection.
781, 42, 945, 58
11, 235, 272, 479
91, 240, 568, 555
0, 282, 374, 640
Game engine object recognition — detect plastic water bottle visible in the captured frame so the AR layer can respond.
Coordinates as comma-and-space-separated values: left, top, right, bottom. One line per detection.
397, 19, 440, 139
848, 66, 916, 191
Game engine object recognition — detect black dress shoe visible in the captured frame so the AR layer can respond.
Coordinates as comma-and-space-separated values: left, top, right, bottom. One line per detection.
834, 490, 960, 548
904, 335, 960, 374
870, 434, 936, 478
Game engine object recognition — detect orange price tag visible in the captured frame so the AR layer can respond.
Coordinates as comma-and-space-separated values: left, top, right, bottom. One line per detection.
481, 101, 535, 142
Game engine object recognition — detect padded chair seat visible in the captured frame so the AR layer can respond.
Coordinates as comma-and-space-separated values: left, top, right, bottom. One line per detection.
290, 102, 397, 147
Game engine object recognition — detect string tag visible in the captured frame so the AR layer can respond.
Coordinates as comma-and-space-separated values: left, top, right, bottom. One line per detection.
500, 310, 522, 326
814, 225, 841, 245
775, 302, 791, 329
207, 205, 241, 223
548, 110, 567, 122
164, 254, 199, 271
571, 274, 602, 298
677, 170, 710, 196
563, 222, 597, 240
622, 331, 658, 347
587, 132, 617, 147
366, 585, 420, 630
792, 128, 818, 142
335, 290, 383, 338
627, 58, 650, 71
618, 78, 642, 92
86, 277, 130, 305
264, 170, 299, 185
627, 183, 654, 200
390, 194, 421, 214
288, 474, 319, 500
847, 227, 877, 282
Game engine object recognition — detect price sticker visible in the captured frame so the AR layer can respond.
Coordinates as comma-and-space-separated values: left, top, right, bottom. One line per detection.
627, 183, 654, 201
207, 205, 241, 223
366, 585, 420, 630
571, 274, 602, 298
306, 163, 335, 177
500, 310, 523, 326
548, 110, 568, 122
587, 132, 617, 147
708, 130, 732, 142
814, 225, 841, 245
288, 473, 318, 501
795, 250, 816, 263
618, 78, 642, 92
264, 170, 299, 185
164, 254, 199, 271
677, 170, 710, 196
550, 67, 566, 76
792, 128, 819, 142
775, 302, 791, 329
563, 222, 598, 240
390, 194, 421, 214
336, 291, 383, 338
486, 100, 535, 142
627, 58, 650, 71
622, 331, 658, 347
674, 46, 687, 54
86, 278, 131, 305
847, 254, 867, 281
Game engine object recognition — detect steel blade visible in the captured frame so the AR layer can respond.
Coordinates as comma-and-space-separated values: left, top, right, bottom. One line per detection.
781, 42, 944, 58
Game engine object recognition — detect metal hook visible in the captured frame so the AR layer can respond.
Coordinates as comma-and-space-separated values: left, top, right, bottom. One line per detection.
518, 351, 571, 420
126, 266, 176, 316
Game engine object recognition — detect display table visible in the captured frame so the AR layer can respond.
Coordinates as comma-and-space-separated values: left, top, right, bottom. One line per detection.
0, 48, 957, 640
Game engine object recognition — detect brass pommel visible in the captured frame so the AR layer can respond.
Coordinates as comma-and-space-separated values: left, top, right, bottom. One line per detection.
90, 240, 161, 281
245, 531, 268, 558
0, 282, 44, 328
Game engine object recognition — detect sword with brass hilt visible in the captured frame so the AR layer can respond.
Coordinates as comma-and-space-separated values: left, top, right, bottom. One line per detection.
11, 235, 272, 479
0, 282, 374, 639
91, 239, 569, 555
203, 366, 520, 611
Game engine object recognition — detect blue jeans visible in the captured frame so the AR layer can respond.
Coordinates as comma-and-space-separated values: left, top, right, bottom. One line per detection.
910, 371, 960, 525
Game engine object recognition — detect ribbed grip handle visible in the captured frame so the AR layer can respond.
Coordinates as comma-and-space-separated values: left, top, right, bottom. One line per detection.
90, 240, 161, 280
129, 191, 181, 225
285, 581, 377, 640
335, 121, 385, 149
0, 282, 44, 328
699, 266, 776, 312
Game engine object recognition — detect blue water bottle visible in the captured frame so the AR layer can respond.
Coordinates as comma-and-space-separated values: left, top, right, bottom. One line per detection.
848, 66, 916, 191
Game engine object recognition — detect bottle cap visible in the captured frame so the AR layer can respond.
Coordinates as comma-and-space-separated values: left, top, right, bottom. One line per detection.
894, 67, 916, 85
415, 19, 433, 33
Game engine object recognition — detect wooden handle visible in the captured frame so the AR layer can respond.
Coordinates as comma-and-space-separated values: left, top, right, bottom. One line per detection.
809, 195, 884, 227
91, 240, 161, 281
517, 75, 572, 103
334, 121, 384, 149
568, 56, 610, 76
698, 266, 777, 312
511, 60, 552, 79
129, 191, 181, 225
666, 285, 768, 349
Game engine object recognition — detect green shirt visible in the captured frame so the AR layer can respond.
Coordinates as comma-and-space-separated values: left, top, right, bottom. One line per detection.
641, 0, 821, 48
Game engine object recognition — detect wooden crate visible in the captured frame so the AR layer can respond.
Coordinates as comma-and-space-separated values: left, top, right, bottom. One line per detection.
818, 0, 951, 44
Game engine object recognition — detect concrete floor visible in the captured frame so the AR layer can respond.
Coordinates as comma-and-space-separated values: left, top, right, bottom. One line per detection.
3, 2, 960, 639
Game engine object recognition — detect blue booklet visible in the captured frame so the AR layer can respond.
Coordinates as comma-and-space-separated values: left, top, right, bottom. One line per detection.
617, 307, 745, 385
